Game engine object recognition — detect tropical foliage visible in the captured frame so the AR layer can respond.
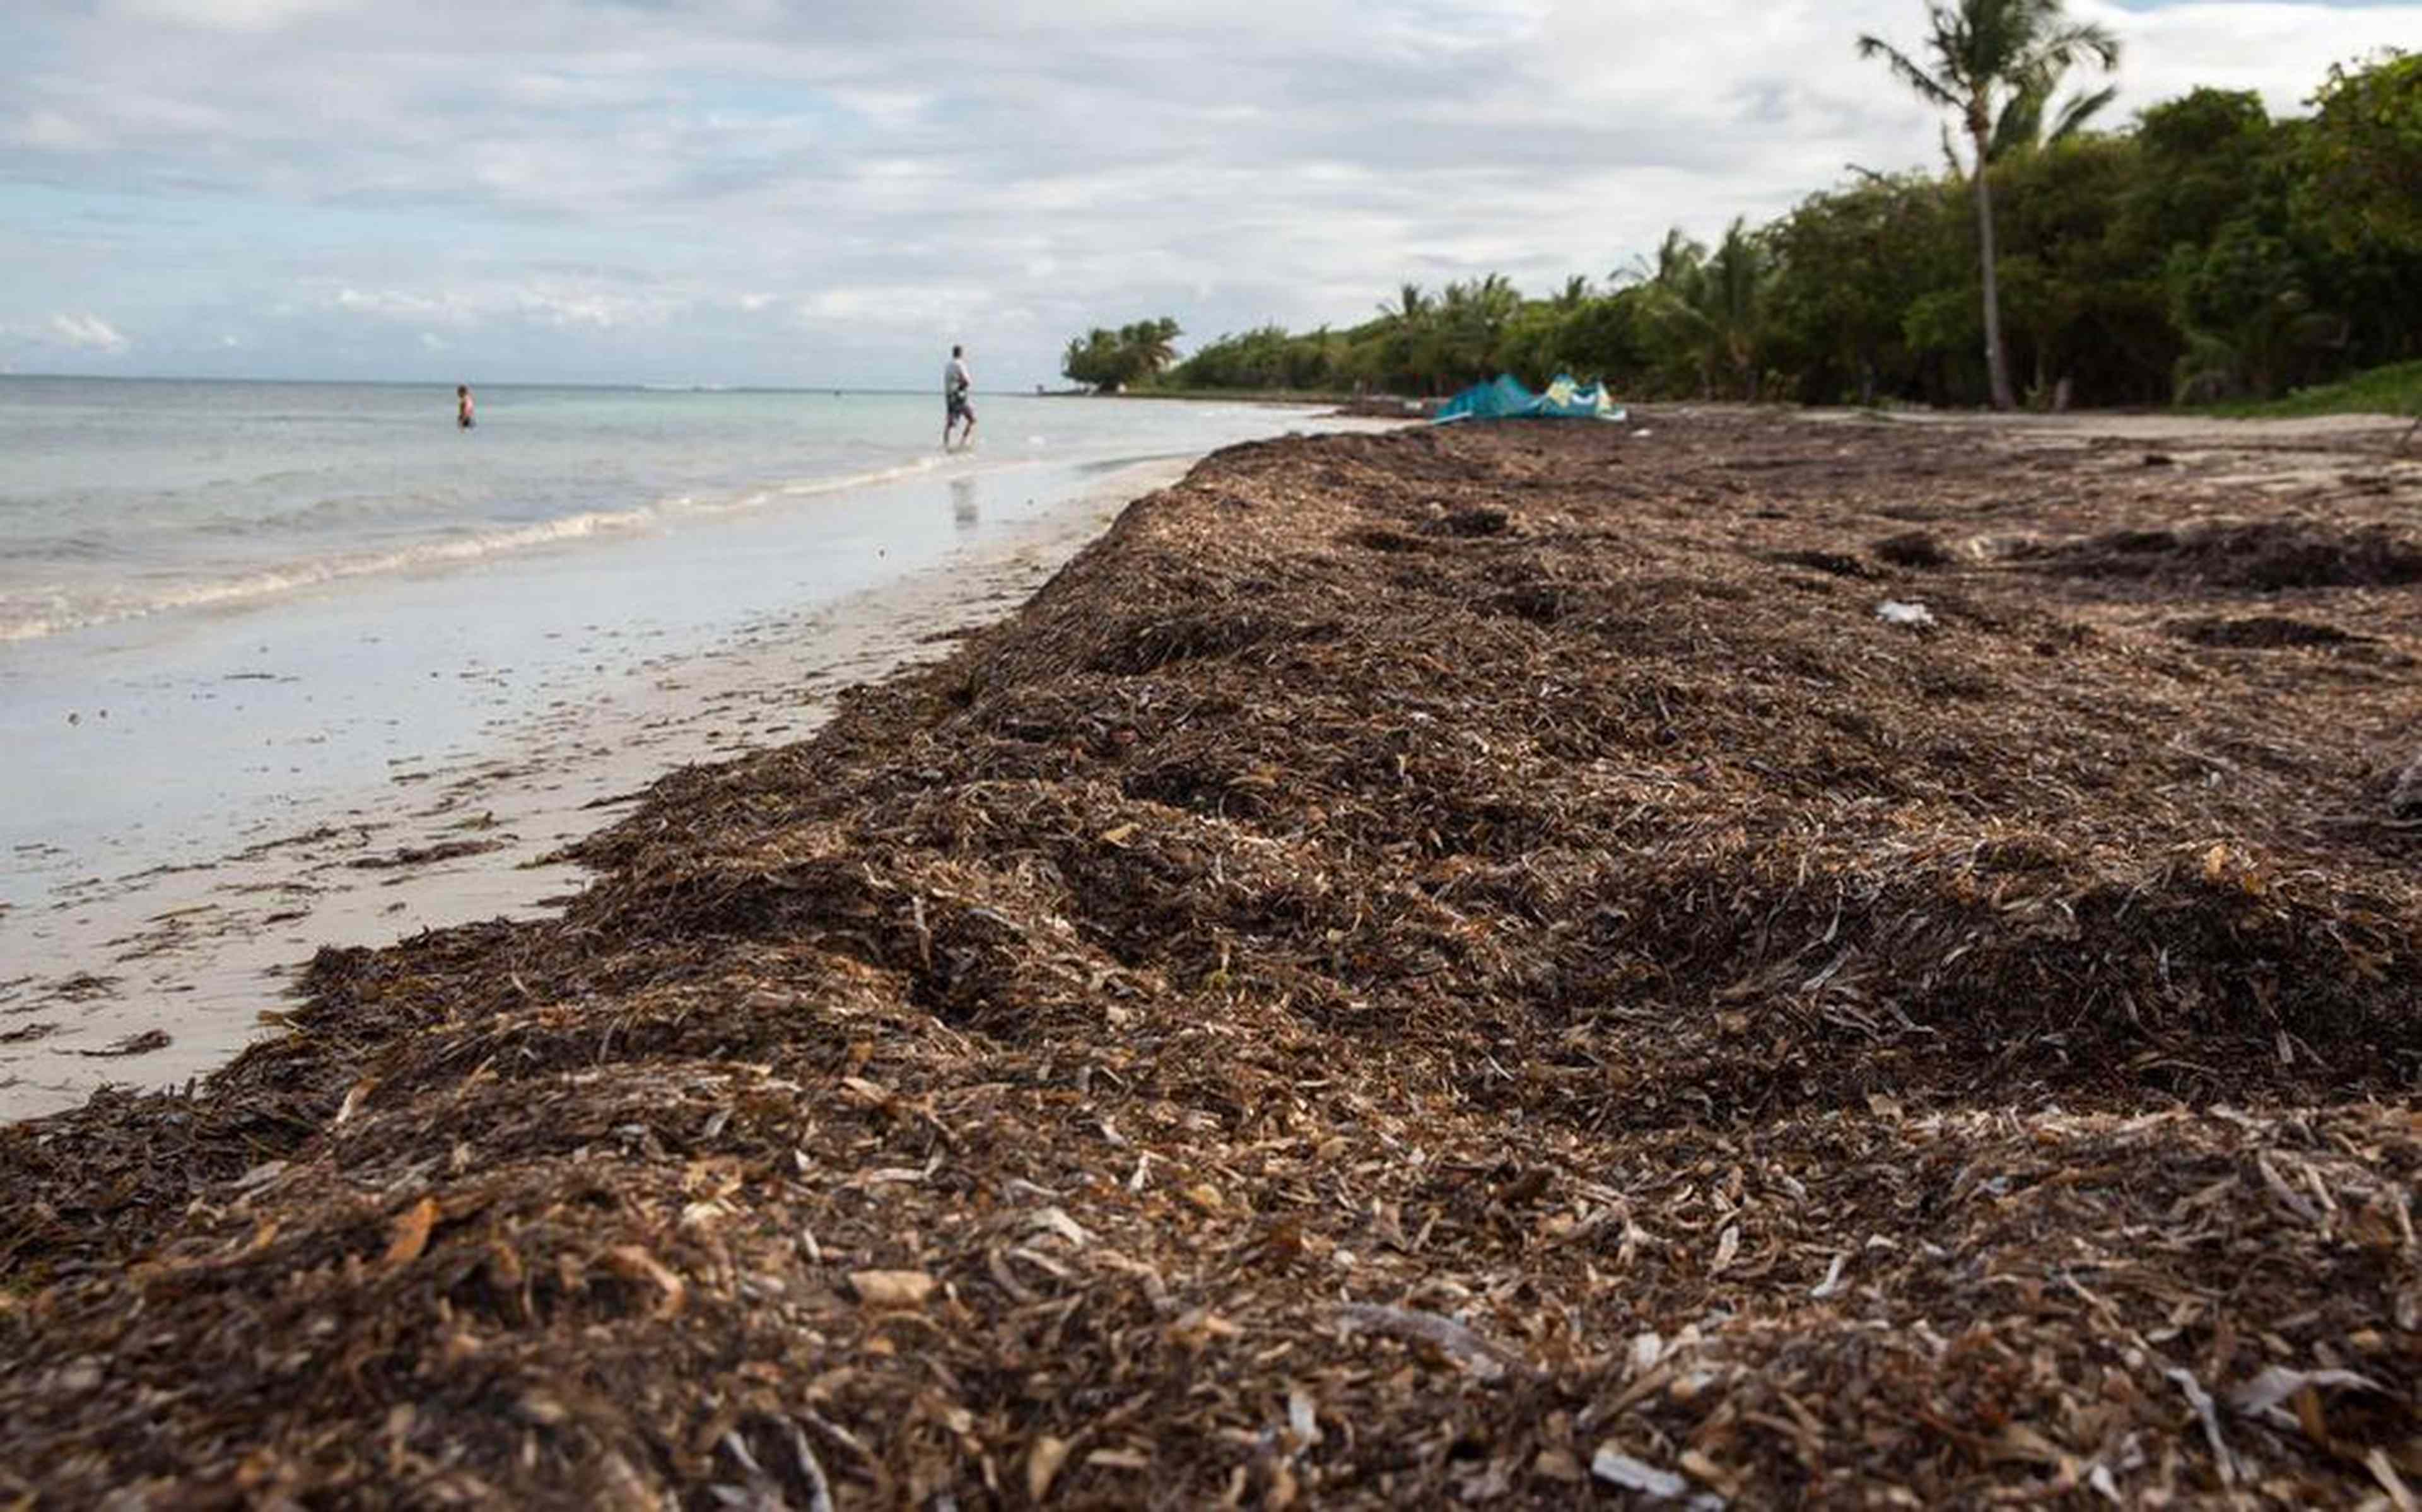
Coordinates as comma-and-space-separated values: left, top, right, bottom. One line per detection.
1857, 0, 2121, 409
2295, 52, 2422, 252
1065, 49, 2421, 412
1061, 318, 1182, 392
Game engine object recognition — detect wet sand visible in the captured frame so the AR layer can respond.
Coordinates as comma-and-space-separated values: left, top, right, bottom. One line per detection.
0, 455, 1199, 1119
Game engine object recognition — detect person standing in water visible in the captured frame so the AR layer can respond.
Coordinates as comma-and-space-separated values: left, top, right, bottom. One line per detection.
942, 346, 975, 450
456, 385, 476, 429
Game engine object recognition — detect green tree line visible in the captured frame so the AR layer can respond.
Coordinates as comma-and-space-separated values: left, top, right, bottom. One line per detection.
1061, 319, 1182, 393
1068, 40, 2419, 410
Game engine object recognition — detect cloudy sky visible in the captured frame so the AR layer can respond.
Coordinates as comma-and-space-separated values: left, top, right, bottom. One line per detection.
4, 0, 2417, 389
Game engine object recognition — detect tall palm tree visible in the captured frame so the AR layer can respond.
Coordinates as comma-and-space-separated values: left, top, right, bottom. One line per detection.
1988, 61, 2119, 160
1702, 221, 1772, 399
1374, 284, 1439, 394
1633, 222, 1772, 398
1857, 0, 2117, 410
1934, 65, 2117, 175
1436, 274, 1523, 387
1119, 317, 1181, 378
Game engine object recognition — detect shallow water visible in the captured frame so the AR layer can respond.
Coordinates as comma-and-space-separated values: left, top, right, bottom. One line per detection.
2, 384, 1384, 1116
0, 382, 1347, 906
0, 379, 1306, 643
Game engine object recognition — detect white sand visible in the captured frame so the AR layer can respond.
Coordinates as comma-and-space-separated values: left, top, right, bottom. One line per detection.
0, 453, 1209, 1121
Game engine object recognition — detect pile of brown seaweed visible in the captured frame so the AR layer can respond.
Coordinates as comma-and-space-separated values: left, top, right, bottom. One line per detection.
6, 410, 2421, 1508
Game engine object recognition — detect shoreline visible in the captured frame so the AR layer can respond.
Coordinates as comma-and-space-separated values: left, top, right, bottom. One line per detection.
0, 452, 1203, 1122
4, 409, 2418, 1504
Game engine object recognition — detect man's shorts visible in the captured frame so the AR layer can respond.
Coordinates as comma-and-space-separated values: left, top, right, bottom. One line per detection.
947, 391, 973, 421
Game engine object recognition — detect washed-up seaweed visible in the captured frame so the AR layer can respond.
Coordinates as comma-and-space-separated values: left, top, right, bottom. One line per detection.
4, 409, 2419, 1508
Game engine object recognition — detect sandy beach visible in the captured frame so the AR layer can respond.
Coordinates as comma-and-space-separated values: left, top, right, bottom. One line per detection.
4, 407, 2419, 1505
0, 451, 1216, 1120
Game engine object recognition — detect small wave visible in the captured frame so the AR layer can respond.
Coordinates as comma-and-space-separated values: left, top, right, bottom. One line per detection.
188, 489, 467, 538
674, 455, 951, 519
0, 531, 119, 564
0, 448, 1060, 645
0, 590, 73, 643
810, 455, 946, 489
0, 504, 662, 644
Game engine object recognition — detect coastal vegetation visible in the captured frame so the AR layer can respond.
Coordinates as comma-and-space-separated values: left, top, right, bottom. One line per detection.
1855, 0, 2121, 410
2205, 356, 2422, 419
1070, 45, 2421, 410
1060, 317, 1183, 393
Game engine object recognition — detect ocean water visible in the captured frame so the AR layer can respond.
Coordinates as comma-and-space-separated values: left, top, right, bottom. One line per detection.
0, 378, 1363, 909
0, 376, 1393, 1115
0, 378, 1301, 643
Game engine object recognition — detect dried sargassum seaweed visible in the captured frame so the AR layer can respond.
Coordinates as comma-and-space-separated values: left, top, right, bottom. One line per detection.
4, 410, 2419, 1506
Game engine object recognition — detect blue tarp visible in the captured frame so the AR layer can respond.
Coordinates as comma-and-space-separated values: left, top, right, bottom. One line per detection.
1433, 373, 1627, 424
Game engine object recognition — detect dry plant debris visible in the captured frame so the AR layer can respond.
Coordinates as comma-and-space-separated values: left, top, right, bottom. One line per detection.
4, 409, 2421, 1508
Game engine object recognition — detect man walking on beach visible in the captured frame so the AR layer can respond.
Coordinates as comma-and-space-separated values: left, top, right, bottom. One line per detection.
456, 385, 475, 430
943, 346, 976, 450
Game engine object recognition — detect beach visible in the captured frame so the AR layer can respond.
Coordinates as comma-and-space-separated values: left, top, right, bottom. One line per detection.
1, 460, 1130, 1117
5, 406, 2421, 1504
0, 385, 1396, 1119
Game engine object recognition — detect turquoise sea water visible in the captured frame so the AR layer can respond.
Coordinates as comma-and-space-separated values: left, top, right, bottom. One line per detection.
0, 378, 1308, 642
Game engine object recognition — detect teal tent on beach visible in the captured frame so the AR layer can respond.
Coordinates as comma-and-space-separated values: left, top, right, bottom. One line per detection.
1433, 373, 1627, 424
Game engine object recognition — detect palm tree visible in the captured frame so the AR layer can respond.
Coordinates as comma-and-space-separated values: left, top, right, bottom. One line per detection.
1702, 221, 1772, 398
1632, 226, 1705, 292
1431, 274, 1522, 386
1989, 61, 2119, 160
1857, 0, 2118, 410
1375, 284, 1445, 394
1628, 231, 1714, 394
1934, 64, 2116, 175
1630, 223, 1772, 399
1118, 318, 1181, 379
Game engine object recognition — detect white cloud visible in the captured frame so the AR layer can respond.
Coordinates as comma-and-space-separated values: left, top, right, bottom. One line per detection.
329, 277, 687, 336
116, 0, 358, 32
826, 89, 931, 131
512, 285, 662, 330
793, 283, 995, 332
2, 0, 2417, 384
335, 288, 474, 324
6, 109, 100, 150
2078, 0, 2409, 112
47, 313, 131, 352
